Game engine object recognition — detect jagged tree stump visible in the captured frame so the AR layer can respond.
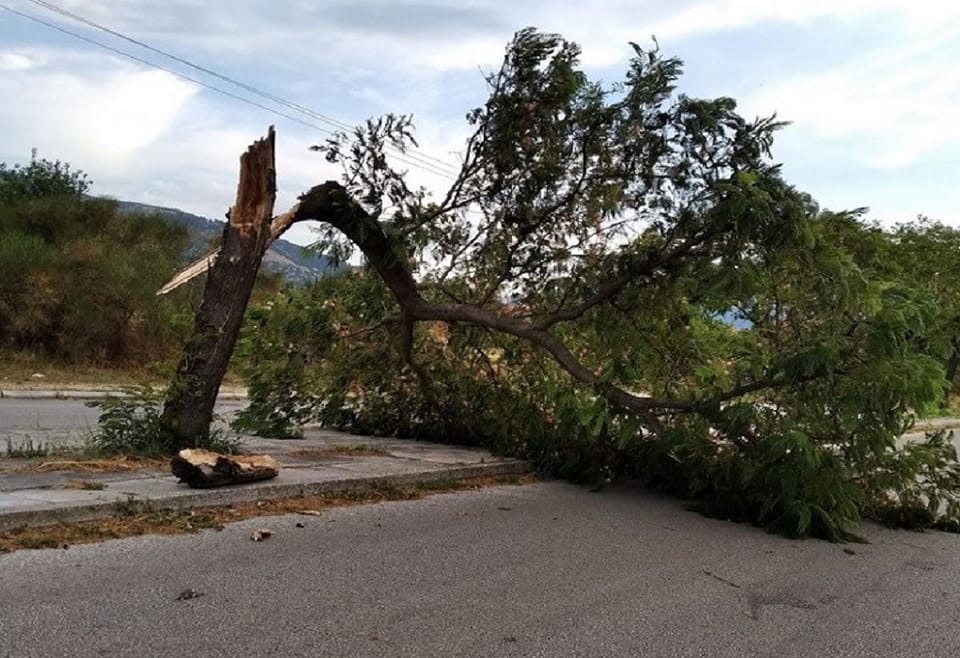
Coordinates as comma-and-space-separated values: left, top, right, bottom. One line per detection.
160, 128, 278, 449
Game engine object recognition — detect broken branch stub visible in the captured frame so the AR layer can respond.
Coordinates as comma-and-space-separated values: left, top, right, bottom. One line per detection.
157, 197, 305, 296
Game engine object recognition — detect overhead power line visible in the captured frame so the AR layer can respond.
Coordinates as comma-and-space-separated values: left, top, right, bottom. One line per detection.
0, 5, 334, 134
26, 0, 461, 176
27, 0, 356, 131
2, 1, 460, 180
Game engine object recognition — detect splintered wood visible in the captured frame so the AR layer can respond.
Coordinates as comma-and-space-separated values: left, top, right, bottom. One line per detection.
170, 449, 280, 488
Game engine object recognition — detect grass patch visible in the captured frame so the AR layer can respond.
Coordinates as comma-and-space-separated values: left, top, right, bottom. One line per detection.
0, 349, 244, 392
0, 352, 165, 389
113, 494, 156, 517
0, 473, 536, 553
0, 351, 247, 390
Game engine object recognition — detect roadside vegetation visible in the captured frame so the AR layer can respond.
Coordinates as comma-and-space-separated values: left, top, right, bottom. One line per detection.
0, 153, 194, 367
0, 151, 281, 387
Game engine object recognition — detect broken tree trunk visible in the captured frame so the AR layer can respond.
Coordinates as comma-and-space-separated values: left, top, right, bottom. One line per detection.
170, 449, 280, 488
160, 127, 277, 449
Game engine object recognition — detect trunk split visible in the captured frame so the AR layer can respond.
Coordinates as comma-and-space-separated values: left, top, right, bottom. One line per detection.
160, 127, 277, 448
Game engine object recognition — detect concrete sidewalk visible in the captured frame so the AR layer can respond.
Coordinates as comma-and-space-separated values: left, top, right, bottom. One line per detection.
0, 428, 528, 531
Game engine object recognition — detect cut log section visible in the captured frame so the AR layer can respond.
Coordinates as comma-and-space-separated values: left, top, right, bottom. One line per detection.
171, 449, 281, 488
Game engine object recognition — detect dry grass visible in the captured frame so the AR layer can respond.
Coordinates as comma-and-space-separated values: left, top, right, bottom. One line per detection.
13, 456, 166, 474
60, 479, 107, 491
0, 350, 246, 392
0, 353, 163, 389
0, 473, 537, 553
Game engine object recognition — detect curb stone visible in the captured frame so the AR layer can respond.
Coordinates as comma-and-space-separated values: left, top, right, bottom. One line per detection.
0, 460, 530, 531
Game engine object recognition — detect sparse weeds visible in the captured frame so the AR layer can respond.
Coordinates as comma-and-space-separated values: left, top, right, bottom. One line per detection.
15, 455, 165, 474
291, 444, 390, 460
113, 494, 154, 517
62, 479, 106, 491
4, 438, 51, 458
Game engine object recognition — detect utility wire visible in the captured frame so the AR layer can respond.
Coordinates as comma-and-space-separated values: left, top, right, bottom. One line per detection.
1, 2, 458, 180
0, 5, 332, 134
23, 0, 462, 177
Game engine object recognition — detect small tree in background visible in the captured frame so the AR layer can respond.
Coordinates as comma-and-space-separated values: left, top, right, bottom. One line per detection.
0, 149, 89, 203
886, 219, 960, 404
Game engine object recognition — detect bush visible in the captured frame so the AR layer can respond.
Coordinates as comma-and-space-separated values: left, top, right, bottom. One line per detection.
0, 154, 193, 365
86, 388, 242, 457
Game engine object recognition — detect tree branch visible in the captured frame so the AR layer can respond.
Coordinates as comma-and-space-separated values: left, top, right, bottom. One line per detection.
290, 181, 832, 427
400, 315, 440, 413
534, 218, 730, 329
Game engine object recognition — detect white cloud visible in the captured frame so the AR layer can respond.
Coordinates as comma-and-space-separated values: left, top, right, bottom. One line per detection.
2, 0, 957, 236
0, 51, 196, 167
640, 0, 960, 41
739, 31, 960, 168
0, 51, 39, 71
641, 0, 869, 40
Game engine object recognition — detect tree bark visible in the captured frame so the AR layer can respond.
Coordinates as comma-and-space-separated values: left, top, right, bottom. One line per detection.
160, 128, 277, 448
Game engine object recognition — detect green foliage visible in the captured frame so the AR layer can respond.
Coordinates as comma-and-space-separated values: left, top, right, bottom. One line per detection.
235, 30, 960, 540
0, 154, 192, 364
86, 388, 241, 457
234, 271, 556, 450
232, 281, 337, 438
885, 220, 960, 404
860, 429, 960, 530
0, 150, 89, 204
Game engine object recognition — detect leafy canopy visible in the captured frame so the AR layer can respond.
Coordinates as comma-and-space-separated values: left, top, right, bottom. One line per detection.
0, 149, 89, 204
238, 29, 960, 540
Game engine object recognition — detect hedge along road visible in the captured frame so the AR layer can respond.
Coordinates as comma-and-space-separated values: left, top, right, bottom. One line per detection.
1, 481, 959, 658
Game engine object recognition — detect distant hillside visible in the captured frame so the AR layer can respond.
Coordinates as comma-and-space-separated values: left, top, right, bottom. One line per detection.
116, 201, 338, 283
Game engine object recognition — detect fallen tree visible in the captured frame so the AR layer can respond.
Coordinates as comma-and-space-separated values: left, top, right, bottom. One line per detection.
162, 29, 960, 539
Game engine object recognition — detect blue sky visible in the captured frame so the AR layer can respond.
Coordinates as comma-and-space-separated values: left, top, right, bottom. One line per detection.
1, 0, 957, 245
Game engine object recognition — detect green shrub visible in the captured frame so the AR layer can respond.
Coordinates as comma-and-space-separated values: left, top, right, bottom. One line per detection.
86, 388, 242, 457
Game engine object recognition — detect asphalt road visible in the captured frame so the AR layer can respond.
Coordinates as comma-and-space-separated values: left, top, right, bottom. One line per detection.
1, 481, 958, 658
0, 398, 248, 449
